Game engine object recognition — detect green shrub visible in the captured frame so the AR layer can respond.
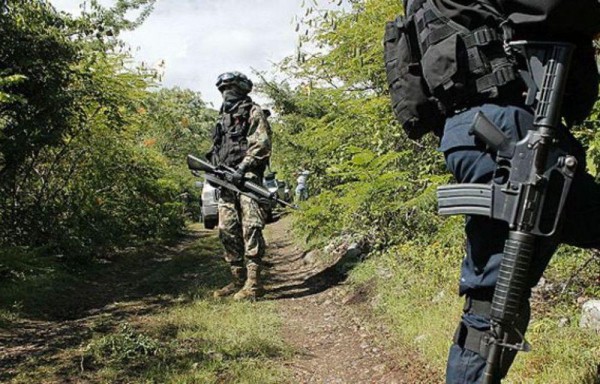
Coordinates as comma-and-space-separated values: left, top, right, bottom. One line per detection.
84, 323, 164, 368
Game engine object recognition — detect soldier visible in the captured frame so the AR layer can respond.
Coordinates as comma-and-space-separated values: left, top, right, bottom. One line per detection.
386, 1, 600, 382
209, 71, 272, 301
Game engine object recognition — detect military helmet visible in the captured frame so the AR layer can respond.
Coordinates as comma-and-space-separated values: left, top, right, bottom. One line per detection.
216, 71, 253, 93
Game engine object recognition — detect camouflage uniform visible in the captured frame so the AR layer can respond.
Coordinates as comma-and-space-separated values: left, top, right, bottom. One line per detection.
214, 103, 272, 300
219, 189, 265, 269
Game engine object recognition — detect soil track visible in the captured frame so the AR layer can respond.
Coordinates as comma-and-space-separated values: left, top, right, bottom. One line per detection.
0, 217, 438, 383
265, 217, 440, 384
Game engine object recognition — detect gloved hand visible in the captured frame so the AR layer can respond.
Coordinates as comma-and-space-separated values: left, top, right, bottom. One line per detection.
230, 165, 246, 186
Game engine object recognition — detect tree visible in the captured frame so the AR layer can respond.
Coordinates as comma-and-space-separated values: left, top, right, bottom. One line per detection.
261, 0, 446, 244
0, 0, 212, 254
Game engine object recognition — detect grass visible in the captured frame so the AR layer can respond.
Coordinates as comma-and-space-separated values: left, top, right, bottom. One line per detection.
74, 301, 291, 384
0, 245, 87, 320
345, 215, 600, 383
0, 226, 227, 322
0, 226, 291, 383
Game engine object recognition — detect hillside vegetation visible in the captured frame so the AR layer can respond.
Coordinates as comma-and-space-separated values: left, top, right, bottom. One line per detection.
264, 1, 600, 382
0, 5, 287, 383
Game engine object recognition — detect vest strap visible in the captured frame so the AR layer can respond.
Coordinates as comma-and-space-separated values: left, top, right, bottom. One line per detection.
475, 64, 517, 93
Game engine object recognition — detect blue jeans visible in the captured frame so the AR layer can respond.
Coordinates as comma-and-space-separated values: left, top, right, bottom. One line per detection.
441, 104, 600, 384
295, 186, 308, 201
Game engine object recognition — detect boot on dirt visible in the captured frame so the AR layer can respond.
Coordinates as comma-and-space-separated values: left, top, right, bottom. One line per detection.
213, 265, 246, 298
233, 260, 265, 301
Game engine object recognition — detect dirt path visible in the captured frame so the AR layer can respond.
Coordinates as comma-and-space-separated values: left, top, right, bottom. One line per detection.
0, 218, 437, 383
264, 217, 438, 384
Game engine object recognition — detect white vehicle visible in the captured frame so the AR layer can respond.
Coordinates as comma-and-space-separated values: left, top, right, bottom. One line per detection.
261, 175, 276, 223
278, 180, 292, 203
262, 172, 293, 222
263, 174, 279, 198
200, 179, 219, 229
198, 172, 284, 229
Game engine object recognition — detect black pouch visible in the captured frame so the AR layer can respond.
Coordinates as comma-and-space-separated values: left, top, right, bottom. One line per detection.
417, 5, 470, 108
421, 33, 461, 94
384, 15, 446, 140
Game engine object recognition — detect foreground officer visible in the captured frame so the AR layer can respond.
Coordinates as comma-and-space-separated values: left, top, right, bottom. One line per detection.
385, 0, 600, 382
209, 71, 272, 301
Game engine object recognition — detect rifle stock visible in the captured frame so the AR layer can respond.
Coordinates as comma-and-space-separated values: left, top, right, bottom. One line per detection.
187, 155, 214, 173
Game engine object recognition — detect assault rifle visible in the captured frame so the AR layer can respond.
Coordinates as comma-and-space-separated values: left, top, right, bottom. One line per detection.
187, 154, 297, 210
436, 41, 577, 383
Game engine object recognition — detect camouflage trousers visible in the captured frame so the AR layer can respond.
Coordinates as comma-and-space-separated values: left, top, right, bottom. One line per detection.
218, 188, 266, 266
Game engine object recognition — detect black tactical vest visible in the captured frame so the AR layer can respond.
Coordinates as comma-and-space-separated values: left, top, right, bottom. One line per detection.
384, 0, 524, 139
386, 0, 599, 138
212, 101, 254, 169
414, 0, 522, 109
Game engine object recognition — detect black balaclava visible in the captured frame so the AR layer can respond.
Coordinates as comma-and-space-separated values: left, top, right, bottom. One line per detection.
221, 87, 251, 113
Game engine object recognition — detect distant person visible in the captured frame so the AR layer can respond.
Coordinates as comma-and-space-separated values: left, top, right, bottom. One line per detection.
208, 71, 272, 301
295, 167, 310, 201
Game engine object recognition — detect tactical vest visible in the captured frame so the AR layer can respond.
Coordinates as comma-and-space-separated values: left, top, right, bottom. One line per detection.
212, 101, 254, 169
384, 0, 522, 139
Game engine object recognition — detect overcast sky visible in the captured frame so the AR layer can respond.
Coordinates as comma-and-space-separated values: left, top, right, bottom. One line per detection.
50, 0, 334, 108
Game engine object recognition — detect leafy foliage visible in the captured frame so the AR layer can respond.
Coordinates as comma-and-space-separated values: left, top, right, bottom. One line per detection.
140, 88, 216, 165
261, 0, 447, 246
0, 0, 79, 172
0, 1, 214, 254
